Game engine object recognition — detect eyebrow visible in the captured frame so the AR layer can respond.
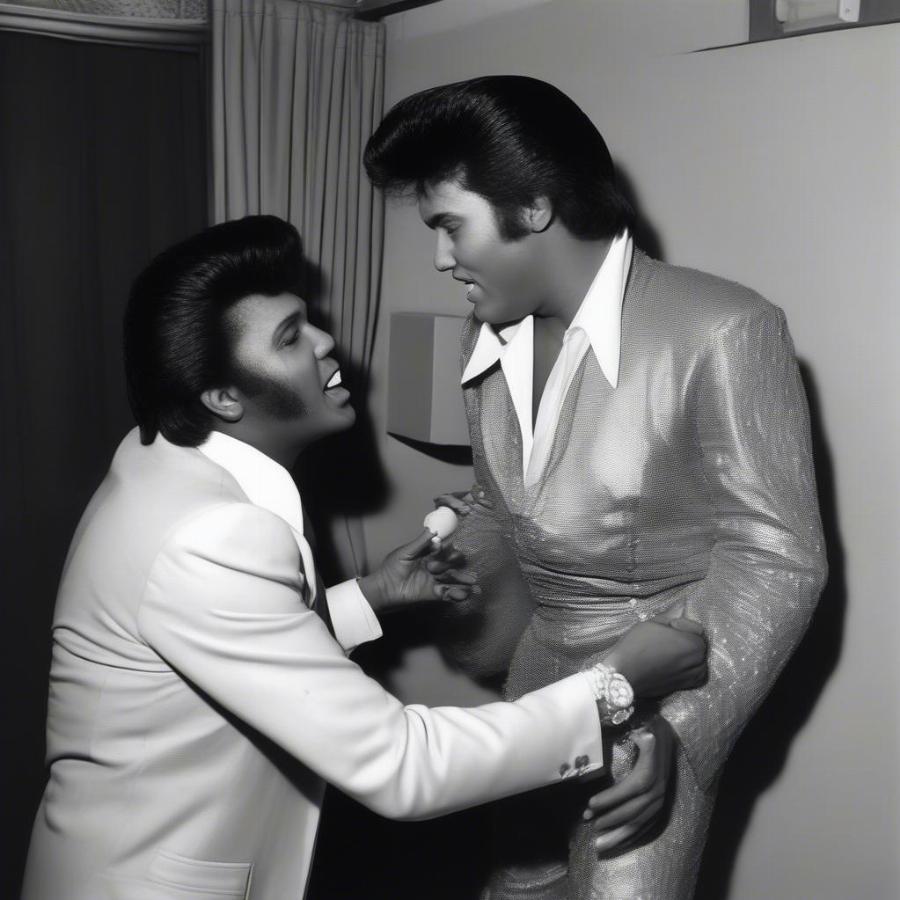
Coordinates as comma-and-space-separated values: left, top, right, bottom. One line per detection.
423, 212, 458, 230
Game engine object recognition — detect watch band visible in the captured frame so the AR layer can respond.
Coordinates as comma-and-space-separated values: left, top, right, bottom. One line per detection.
584, 662, 635, 727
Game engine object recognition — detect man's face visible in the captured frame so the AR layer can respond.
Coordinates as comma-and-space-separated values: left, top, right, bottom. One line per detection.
226, 292, 355, 448
417, 179, 546, 327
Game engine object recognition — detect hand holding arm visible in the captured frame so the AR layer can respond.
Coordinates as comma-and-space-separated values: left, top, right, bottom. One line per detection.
583, 714, 676, 855
601, 617, 708, 701
576, 617, 706, 856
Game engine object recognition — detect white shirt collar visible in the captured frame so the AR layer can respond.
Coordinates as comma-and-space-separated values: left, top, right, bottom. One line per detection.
461, 230, 633, 389
197, 430, 305, 538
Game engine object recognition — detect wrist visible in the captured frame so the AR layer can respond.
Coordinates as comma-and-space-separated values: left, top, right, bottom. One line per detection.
356, 571, 388, 614
584, 662, 635, 727
600, 647, 634, 687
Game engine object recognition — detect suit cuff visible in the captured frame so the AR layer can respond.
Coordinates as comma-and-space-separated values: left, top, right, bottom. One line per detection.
326, 578, 383, 653
551, 672, 606, 780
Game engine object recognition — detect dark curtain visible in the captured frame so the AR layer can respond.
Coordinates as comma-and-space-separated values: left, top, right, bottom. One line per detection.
0, 31, 208, 896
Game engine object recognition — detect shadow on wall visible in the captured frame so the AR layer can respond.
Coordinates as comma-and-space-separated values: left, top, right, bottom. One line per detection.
617, 163, 665, 261
696, 362, 846, 899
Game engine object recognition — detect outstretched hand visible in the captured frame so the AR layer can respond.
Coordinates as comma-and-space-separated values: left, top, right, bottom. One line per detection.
583, 714, 676, 857
358, 529, 479, 614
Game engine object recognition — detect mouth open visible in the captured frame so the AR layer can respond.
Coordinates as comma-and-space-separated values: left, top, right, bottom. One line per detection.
323, 367, 351, 407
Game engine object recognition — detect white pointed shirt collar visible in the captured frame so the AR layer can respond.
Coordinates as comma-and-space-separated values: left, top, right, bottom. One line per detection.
198, 430, 305, 539
461, 230, 633, 389
195, 430, 383, 650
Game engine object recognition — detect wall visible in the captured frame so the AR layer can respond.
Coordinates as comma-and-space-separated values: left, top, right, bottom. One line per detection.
359, 1, 900, 898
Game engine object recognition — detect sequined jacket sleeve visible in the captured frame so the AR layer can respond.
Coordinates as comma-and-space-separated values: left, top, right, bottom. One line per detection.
660, 304, 827, 790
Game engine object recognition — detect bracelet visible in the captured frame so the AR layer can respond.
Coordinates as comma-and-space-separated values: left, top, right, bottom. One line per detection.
583, 662, 635, 727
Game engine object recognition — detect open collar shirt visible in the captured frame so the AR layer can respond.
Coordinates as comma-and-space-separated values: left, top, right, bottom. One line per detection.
461, 231, 633, 487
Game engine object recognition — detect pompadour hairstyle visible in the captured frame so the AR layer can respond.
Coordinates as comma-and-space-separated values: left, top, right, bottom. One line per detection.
124, 215, 303, 447
364, 75, 634, 240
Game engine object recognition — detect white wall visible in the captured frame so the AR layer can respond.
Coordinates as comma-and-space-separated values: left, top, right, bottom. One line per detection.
361, 2, 900, 897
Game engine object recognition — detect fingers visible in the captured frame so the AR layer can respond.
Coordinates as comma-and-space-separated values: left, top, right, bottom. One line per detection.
434, 584, 474, 602
585, 727, 671, 857
589, 785, 665, 844
585, 733, 657, 816
401, 529, 439, 560
651, 613, 706, 638
585, 788, 663, 833
424, 545, 466, 566
430, 568, 478, 586
470, 484, 494, 509
667, 616, 705, 636
424, 552, 470, 575
433, 492, 475, 516
432, 485, 494, 516
592, 799, 665, 857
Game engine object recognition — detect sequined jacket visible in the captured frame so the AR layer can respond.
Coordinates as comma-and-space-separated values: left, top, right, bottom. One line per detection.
445, 249, 828, 790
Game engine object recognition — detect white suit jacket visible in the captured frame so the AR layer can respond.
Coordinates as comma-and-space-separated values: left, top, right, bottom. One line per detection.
22, 429, 604, 900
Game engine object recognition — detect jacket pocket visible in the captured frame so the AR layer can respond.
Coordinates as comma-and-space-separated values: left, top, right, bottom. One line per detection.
147, 849, 252, 898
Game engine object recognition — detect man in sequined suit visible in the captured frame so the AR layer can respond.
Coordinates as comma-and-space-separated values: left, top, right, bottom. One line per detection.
365, 76, 827, 899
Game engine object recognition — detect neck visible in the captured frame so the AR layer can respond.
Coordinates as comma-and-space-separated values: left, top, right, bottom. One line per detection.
213, 422, 304, 470
533, 230, 613, 328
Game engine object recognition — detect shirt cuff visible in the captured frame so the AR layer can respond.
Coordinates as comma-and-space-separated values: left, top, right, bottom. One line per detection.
325, 578, 383, 654
568, 672, 605, 780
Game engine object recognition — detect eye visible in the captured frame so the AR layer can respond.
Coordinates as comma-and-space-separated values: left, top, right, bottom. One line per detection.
280, 330, 298, 348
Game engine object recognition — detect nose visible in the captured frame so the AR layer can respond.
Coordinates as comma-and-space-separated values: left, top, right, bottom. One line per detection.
433, 231, 455, 272
306, 323, 335, 359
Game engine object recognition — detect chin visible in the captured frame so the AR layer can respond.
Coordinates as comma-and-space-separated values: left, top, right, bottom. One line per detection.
473, 300, 522, 327
336, 405, 356, 428
290, 407, 356, 453
323, 404, 357, 435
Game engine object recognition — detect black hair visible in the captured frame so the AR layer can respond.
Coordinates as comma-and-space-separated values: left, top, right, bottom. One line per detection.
124, 215, 303, 446
364, 75, 633, 240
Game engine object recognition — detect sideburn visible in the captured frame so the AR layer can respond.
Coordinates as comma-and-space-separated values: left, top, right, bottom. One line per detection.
232, 365, 308, 419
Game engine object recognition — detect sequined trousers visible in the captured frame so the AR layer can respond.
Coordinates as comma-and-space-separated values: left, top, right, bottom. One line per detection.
482, 597, 717, 900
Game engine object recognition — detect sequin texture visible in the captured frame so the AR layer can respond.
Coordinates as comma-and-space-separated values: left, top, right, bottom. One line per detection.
446, 251, 827, 899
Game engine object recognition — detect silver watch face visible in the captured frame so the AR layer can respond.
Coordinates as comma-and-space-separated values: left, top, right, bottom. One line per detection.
608, 673, 634, 709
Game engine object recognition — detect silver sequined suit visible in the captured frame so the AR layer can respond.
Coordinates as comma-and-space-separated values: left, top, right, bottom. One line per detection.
445, 250, 828, 900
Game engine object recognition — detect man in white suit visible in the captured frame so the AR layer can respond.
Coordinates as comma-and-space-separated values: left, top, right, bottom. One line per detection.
21, 216, 707, 900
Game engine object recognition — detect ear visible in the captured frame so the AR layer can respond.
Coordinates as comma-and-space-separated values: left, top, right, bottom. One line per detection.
524, 196, 553, 233
200, 387, 244, 423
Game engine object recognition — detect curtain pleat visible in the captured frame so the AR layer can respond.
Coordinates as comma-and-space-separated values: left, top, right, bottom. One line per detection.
211, 0, 385, 578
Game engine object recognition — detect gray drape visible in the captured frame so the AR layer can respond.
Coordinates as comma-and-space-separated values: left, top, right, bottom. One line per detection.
211, 0, 385, 577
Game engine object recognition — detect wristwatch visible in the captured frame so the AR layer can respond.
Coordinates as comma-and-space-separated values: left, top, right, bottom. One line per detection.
583, 662, 635, 727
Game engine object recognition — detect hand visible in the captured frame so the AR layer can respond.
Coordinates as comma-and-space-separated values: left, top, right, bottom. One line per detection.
358, 529, 479, 614
583, 714, 676, 857
603, 617, 707, 699
432, 483, 494, 518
